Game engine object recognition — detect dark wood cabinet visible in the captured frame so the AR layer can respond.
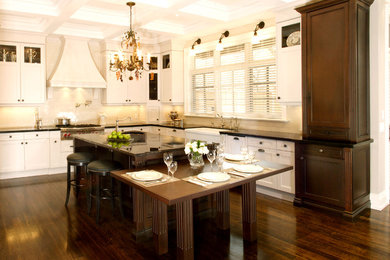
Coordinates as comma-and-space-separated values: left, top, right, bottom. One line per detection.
295, 141, 371, 217
297, 0, 373, 143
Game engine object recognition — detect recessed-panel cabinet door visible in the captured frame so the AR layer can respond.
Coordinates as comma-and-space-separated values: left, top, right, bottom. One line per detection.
0, 140, 24, 173
24, 139, 50, 170
0, 59, 20, 104
50, 138, 66, 168
105, 71, 128, 104
274, 151, 295, 193
250, 146, 278, 189
128, 76, 146, 103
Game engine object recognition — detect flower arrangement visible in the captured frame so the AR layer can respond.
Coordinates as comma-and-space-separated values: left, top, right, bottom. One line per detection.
184, 140, 209, 155
185, 140, 209, 167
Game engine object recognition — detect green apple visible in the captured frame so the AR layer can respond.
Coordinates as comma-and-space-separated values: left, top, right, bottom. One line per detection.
119, 135, 124, 139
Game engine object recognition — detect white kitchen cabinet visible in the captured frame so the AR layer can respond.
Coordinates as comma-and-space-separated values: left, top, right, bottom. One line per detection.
0, 138, 25, 173
103, 51, 147, 104
50, 131, 66, 168
24, 138, 50, 170
161, 51, 184, 104
276, 18, 301, 104
225, 135, 246, 154
225, 135, 295, 195
0, 42, 45, 104
161, 128, 185, 138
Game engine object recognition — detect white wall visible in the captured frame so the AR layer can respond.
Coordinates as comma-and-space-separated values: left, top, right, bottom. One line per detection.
370, 0, 390, 210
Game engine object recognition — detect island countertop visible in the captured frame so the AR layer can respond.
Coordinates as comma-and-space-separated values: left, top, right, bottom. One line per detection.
73, 132, 185, 157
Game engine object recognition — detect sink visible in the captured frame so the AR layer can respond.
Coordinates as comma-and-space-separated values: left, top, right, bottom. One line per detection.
185, 128, 230, 136
185, 128, 231, 144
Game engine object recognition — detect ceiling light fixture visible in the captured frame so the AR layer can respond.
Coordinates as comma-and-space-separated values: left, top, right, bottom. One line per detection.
189, 38, 201, 56
109, 2, 150, 82
252, 21, 265, 44
216, 31, 229, 51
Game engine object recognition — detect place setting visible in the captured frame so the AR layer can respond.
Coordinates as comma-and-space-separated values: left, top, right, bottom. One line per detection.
125, 152, 179, 187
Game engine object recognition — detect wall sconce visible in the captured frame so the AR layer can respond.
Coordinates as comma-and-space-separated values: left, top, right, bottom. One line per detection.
252, 21, 265, 44
216, 31, 229, 51
189, 38, 201, 56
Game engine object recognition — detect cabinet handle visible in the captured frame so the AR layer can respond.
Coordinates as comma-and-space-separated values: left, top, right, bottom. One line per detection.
319, 149, 324, 153
277, 97, 281, 100
233, 137, 239, 140
140, 128, 143, 131
9, 135, 12, 138
259, 141, 263, 144
158, 99, 160, 101
54, 140, 57, 143
283, 144, 287, 148
129, 99, 131, 102
36, 134, 39, 137
17, 99, 20, 102
300, 156, 304, 160
157, 118, 159, 121
276, 153, 280, 156
25, 142, 28, 144
21, 142, 24, 145
173, 129, 176, 132
169, 98, 172, 101
22, 99, 24, 102
70, 145, 74, 148
258, 149, 265, 153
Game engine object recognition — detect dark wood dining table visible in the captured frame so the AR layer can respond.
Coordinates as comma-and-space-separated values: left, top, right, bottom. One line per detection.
111, 159, 293, 260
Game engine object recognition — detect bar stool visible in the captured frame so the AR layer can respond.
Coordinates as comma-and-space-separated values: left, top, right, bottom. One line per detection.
65, 152, 94, 206
87, 160, 122, 224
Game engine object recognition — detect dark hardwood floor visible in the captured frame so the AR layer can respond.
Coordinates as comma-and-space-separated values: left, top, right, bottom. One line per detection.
0, 173, 389, 260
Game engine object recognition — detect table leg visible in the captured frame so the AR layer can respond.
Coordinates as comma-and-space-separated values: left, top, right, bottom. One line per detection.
152, 198, 168, 255
132, 188, 145, 234
242, 181, 257, 242
176, 200, 194, 260
216, 190, 230, 230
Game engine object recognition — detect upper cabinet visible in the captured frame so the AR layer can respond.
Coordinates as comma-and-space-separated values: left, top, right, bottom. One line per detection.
276, 17, 301, 104
102, 51, 147, 105
161, 50, 184, 104
0, 42, 45, 104
296, 0, 372, 142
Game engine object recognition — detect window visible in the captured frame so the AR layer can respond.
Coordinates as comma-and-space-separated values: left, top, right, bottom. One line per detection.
189, 33, 284, 120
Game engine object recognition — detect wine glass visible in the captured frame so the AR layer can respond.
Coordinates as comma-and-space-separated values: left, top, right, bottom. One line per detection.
206, 149, 216, 170
163, 152, 173, 176
240, 146, 248, 160
168, 161, 178, 179
247, 150, 255, 164
216, 155, 224, 172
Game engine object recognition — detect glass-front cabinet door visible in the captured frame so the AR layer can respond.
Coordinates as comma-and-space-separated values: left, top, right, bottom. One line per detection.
0, 42, 20, 103
24, 46, 41, 64
0, 44, 17, 63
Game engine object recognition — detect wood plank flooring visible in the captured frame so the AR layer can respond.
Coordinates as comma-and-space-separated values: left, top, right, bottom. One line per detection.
0, 173, 389, 259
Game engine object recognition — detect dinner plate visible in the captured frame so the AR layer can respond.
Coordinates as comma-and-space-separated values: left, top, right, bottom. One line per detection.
224, 153, 247, 161
286, 31, 300, 47
233, 164, 264, 173
130, 170, 163, 181
197, 172, 231, 183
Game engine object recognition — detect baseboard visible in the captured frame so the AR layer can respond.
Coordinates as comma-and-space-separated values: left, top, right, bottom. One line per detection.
256, 185, 294, 202
370, 191, 390, 211
0, 167, 66, 180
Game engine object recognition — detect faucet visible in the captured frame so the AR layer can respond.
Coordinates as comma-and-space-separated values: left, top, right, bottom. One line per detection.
216, 113, 225, 129
115, 116, 132, 132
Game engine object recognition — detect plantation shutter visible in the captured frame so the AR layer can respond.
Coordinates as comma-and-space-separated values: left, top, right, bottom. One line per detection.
192, 73, 215, 114
248, 38, 282, 118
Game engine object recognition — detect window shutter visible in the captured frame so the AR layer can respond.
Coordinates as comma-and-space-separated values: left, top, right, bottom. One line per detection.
192, 73, 215, 114
195, 51, 214, 69
220, 44, 245, 66
221, 70, 246, 114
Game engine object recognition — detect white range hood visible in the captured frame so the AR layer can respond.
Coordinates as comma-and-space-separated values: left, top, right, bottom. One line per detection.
48, 38, 106, 88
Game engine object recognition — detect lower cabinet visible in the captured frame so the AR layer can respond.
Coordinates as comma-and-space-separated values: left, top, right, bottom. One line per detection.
24, 138, 50, 170
0, 136, 25, 173
294, 141, 371, 217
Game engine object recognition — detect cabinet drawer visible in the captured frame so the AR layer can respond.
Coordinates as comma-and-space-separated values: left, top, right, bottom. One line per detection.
247, 137, 276, 149
276, 140, 294, 152
49, 131, 61, 139
302, 144, 344, 159
60, 140, 74, 152
24, 131, 49, 139
308, 128, 349, 141
0, 132, 24, 141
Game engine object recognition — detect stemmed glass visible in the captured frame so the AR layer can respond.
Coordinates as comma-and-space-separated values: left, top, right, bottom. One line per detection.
206, 149, 216, 171
247, 150, 255, 164
240, 146, 248, 161
168, 161, 178, 179
163, 152, 173, 177
216, 155, 224, 172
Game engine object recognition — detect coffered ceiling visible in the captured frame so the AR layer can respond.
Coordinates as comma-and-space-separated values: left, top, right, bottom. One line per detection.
0, 0, 305, 44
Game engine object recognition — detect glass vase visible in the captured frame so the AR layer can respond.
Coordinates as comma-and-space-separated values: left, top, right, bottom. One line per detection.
187, 152, 204, 168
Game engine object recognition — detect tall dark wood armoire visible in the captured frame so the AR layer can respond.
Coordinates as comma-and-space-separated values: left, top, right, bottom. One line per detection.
294, 0, 374, 218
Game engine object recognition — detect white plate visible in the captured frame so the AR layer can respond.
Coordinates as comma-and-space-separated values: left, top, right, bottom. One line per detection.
197, 172, 231, 183
286, 31, 300, 47
233, 164, 264, 173
129, 170, 163, 182
224, 153, 247, 161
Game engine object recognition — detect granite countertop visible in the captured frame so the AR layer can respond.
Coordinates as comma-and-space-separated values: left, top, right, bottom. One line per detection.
0, 126, 61, 133
74, 133, 185, 156
220, 129, 302, 141
104, 122, 207, 130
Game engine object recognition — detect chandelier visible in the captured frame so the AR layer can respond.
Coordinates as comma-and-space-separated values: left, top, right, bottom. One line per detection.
109, 2, 150, 81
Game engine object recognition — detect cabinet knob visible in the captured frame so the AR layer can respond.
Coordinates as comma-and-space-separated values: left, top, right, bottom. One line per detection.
283, 144, 287, 148
54, 140, 57, 143
319, 149, 324, 153
25, 142, 28, 144
129, 99, 131, 102
9, 135, 12, 138
169, 98, 172, 101
17, 99, 20, 102
258, 149, 265, 153
173, 129, 176, 132
36, 134, 38, 137
158, 129, 160, 131
233, 137, 239, 140
276, 153, 280, 156
22, 99, 24, 102
300, 156, 304, 160
277, 97, 281, 100
157, 118, 159, 121
259, 141, 263, 144
140, 128, 143, 131
158, 99, 160, 101
125, 99, 128, 102
21, 142, 23, 145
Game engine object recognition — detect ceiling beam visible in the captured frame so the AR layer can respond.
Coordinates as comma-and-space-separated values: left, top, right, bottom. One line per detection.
43, 0, 91, 34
